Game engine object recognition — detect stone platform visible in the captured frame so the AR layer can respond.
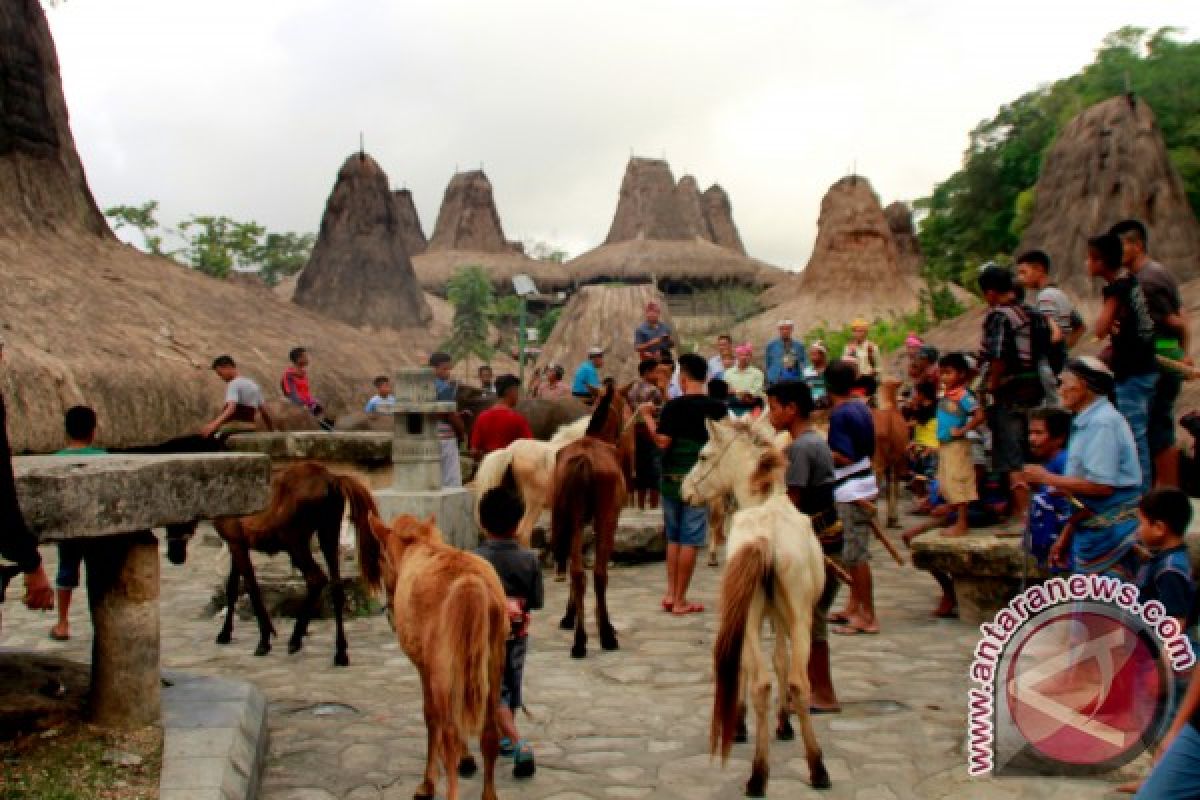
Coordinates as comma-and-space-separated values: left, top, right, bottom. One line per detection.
910, 530, 1046, 624
225, 432, 393, 489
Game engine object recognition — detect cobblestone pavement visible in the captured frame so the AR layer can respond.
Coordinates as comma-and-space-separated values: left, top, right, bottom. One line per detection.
3, 522, 1139, 799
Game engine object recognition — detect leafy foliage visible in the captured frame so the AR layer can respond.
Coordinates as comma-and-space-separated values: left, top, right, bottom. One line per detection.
102, 201, 314, 285
917, 27, 1200, 290
442, 265, 495, 367
804, 289, 961, 358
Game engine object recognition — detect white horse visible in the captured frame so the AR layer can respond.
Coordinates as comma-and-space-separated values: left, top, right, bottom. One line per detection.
473, 415, 591, 546
682, 415, 830, 797
705, 428, 791, 567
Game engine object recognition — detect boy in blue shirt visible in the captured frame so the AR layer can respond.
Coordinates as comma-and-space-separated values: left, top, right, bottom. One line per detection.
571, 347, 605, 402
1135, 488, 1195, 637
1025, 407, 1073, 569
364, 375, 395, 413
935, 353, 984, 538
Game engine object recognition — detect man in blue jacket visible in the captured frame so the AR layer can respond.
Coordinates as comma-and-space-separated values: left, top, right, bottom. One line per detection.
765, 319, 808, 387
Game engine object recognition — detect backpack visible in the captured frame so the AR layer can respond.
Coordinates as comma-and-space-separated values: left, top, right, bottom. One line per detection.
994, 303, 1053, 373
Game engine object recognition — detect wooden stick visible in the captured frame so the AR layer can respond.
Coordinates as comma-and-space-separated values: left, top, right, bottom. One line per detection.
825, 556, 853, 586
853, 500, 906, 566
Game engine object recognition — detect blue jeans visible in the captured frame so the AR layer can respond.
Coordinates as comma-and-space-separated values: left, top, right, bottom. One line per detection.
1137, 723, 1200, 799
662, 496, 707, 547
1115, 372, 1157, 493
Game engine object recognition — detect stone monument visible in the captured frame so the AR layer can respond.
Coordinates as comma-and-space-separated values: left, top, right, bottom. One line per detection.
373, 367, 477, 548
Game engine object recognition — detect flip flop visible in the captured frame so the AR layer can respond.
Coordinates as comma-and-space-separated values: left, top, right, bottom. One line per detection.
672, 602, 705, 616
512, 740, 536, 779
499, 737, 515, 757
48, 630, 70, 642
828, 613, 851, 625
661, 598, 674, 612
832, 624, 879, 636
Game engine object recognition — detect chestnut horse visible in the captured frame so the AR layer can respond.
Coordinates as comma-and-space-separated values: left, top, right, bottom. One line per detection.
358, 513, 507, 800
682, 416, 830, 797
212, 462, 378, 666
873, 379, 909, 528
552, 381, 631, 658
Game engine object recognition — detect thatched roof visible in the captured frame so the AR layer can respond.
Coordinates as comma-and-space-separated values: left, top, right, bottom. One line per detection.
565, 237, 770, 289
885, 201, 923, 277
1017, 96, 1200, 296
534, 284, 671, 385
739, 175, 920, 339
293, 153, 431, 329
392, 188, 427, 256
703, 184, 746, 255
0, 1, 446, 453
412, 249, 573, 294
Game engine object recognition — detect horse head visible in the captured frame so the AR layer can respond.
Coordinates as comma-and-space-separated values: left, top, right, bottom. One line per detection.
684, 414, 784, 508
362, 513, 441, 597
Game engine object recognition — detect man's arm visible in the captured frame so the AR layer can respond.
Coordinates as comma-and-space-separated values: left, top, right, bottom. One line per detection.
0, 398, 53, 611
200, 402, 238, 438
257, 403, 274, 432
1067, 313, 1087, 348
1094, 296, 1119, 339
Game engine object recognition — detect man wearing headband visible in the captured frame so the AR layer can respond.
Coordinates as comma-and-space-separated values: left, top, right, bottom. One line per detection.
765, 319, 807, 387
842, 318, 880, 379
805, 341, 830, 407
723, 343, 765, 415
1022, 357, 1142, 580
633, 301, 674, 361
0, 335, 56, 631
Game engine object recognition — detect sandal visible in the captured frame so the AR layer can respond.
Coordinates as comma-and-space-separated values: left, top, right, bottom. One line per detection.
512, 740, 536, 779
672, 602, 705, 616
499, 737, 515, 757
828, 612, 851, 625
48, 629, 70, 642
661, 597, 674, 612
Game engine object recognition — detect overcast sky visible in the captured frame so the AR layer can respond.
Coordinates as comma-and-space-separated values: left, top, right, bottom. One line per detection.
47, 1, 1196, 270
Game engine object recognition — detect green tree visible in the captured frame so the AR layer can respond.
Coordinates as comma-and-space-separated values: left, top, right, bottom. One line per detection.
104, 201, 167, 256
256, 231, 316, 286
176, 215, 265, 279
442, 265, 495, 371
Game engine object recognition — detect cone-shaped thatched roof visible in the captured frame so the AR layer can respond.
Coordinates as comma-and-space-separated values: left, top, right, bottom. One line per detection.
885, 201, 923, 277
740, 175, 919, 339
1017, 95, 1200, 295
293, 153, 432, 329
703, 184, 746, 255
567, 237, 773, 289
415, 169, 569, 293
0, 1, 446, 452
534, 284, 672, 385
392, 188, 427, 256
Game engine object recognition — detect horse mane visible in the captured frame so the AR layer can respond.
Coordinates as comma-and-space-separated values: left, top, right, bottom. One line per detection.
550, 415, 590, 445
585, 381, 616, 438
718, 417, 787, 498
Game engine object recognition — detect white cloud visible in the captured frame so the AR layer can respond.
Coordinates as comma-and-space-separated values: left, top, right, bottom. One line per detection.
47, 1, 1197, 270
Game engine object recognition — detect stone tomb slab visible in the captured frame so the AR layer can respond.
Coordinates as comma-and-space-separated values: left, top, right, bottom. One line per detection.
909, 530, 1046, 624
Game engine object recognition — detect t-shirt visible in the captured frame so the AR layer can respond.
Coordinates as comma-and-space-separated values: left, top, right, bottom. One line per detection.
658, 394, 729, 499
470, 405, 533, 455
1136, 260, 1183, 342
1136, 545, 1194, 622
724, 365, 765, 397
842, 340, 880, 376
1101, 271, 1156, 378
364, 394, 395, 413
936, 387, 979, 444
225, 376, 264, 423
571, 361, 601, 396
474, 539, 544, 638
707, 354, 732, 382
828, 400, 878, 503
634, 321, 674, 358
434, 377, 457, 440
1036, 286, 1077, 334
785, 430, 836, 516
281, 366, 315, 409
913, 418, 939, 450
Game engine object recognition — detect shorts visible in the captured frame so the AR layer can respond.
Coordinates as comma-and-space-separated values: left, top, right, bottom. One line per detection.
500, 636, 527, 710
987, 402, 1028, 473
56, 541, 85, 590
439, 438, 462, 488
936, 439, 978, 506
1150, 366, 1183, 455
663, 495, 708, 547
837, 502, 873, 567
811, 562, 842, 643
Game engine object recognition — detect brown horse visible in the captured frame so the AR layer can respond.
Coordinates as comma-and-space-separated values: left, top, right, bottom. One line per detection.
552, 381, 630, 658
358, 513, 507, 800
873, 379, 909, 528
212, 462, 378, 666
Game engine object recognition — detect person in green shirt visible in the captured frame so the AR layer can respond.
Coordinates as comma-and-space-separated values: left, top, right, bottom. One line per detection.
49, 406, 106, 641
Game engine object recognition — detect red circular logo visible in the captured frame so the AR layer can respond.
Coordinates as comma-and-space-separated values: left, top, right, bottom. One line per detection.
1005, 610, 1166, 767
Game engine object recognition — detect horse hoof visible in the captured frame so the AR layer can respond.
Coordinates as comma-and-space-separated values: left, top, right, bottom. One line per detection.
810, 763, 832, 790
600, 636, 619, 652
734, 720, 749, 744
776, 721, 795, 741
707, 556, 719, 567
559, 616, 574, 631
333, 653, 349, 667
413, 793, 434, 800
287, 640, 303, 655
745, 776, 767, 798
166, 539, 189, 565
254, 642, 271, 657
457, 755, 478, 777
215, 631, 232, 645
570, 644, 587, 659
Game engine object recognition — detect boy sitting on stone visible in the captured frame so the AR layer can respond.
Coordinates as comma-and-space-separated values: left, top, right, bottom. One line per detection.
475, 485, 543, 779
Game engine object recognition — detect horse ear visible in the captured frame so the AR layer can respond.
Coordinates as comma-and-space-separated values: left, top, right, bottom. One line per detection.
368, 513, 391, 543
425, 513, 438, 528
705, 417, 722, 441
752, 412, 775, 438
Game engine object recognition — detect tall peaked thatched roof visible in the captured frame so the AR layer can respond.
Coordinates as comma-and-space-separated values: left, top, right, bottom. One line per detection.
534, 284, 672, 384
293, 153, 431, 329
392, 188, 427, 256
885, 201, 923, 277
702, 184, 746, 255
605, 157, 703, 243
1017, 96, 1200, 295
0, 0, 450, 452
742, 175, 919, 339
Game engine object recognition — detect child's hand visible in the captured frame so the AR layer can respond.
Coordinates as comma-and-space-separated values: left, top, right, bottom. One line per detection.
1048, 533, 1070, 569
951, 426, 964, 438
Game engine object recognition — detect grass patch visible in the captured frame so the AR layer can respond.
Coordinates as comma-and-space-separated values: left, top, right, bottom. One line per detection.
0, 721, 162, 799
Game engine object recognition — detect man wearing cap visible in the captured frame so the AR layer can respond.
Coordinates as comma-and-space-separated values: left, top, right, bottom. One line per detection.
634, 302, 674, 362
843, 319, 881, 378
0, 335, 56, 632
765, 319, 808, 387
572, 347, 605, 404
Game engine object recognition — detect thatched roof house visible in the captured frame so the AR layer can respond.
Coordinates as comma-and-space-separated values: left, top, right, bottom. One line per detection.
1017, 95, 1200, 296
413, 169, 570, 294
392, 188, 427, 256
567, 157, 776, 290
742, 176, 920, 339
885, 201, 923, 278
0, 0, 444, 452
534, 284, 672, 385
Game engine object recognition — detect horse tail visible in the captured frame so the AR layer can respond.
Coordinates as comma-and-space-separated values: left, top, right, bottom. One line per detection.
712, 536, 773, 762
473, 447, 516, 521
441, 575, 500, 744
551, 452, 592, 570
330, 473, 383, 593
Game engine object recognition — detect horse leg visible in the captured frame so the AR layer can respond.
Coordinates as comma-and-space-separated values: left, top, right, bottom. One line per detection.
441, 720, 463, 800
317, 516, 349, 667
743, 617, 772, 798
238, 548, 276, 657
594, 504, 619, 652
415, 683, 438, 800
707, 503, 722, 567
788, 610, 831, 790
771, 614, 794, 741
559, 508, 581, 632
569, 554, 588, 659
215, 555, 240, 645
479, 654, 501, 800
287, 543, 328, 656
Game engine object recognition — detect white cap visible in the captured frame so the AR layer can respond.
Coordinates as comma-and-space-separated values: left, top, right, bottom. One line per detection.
778, 319, 794, 327
587, 346, 605, 357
